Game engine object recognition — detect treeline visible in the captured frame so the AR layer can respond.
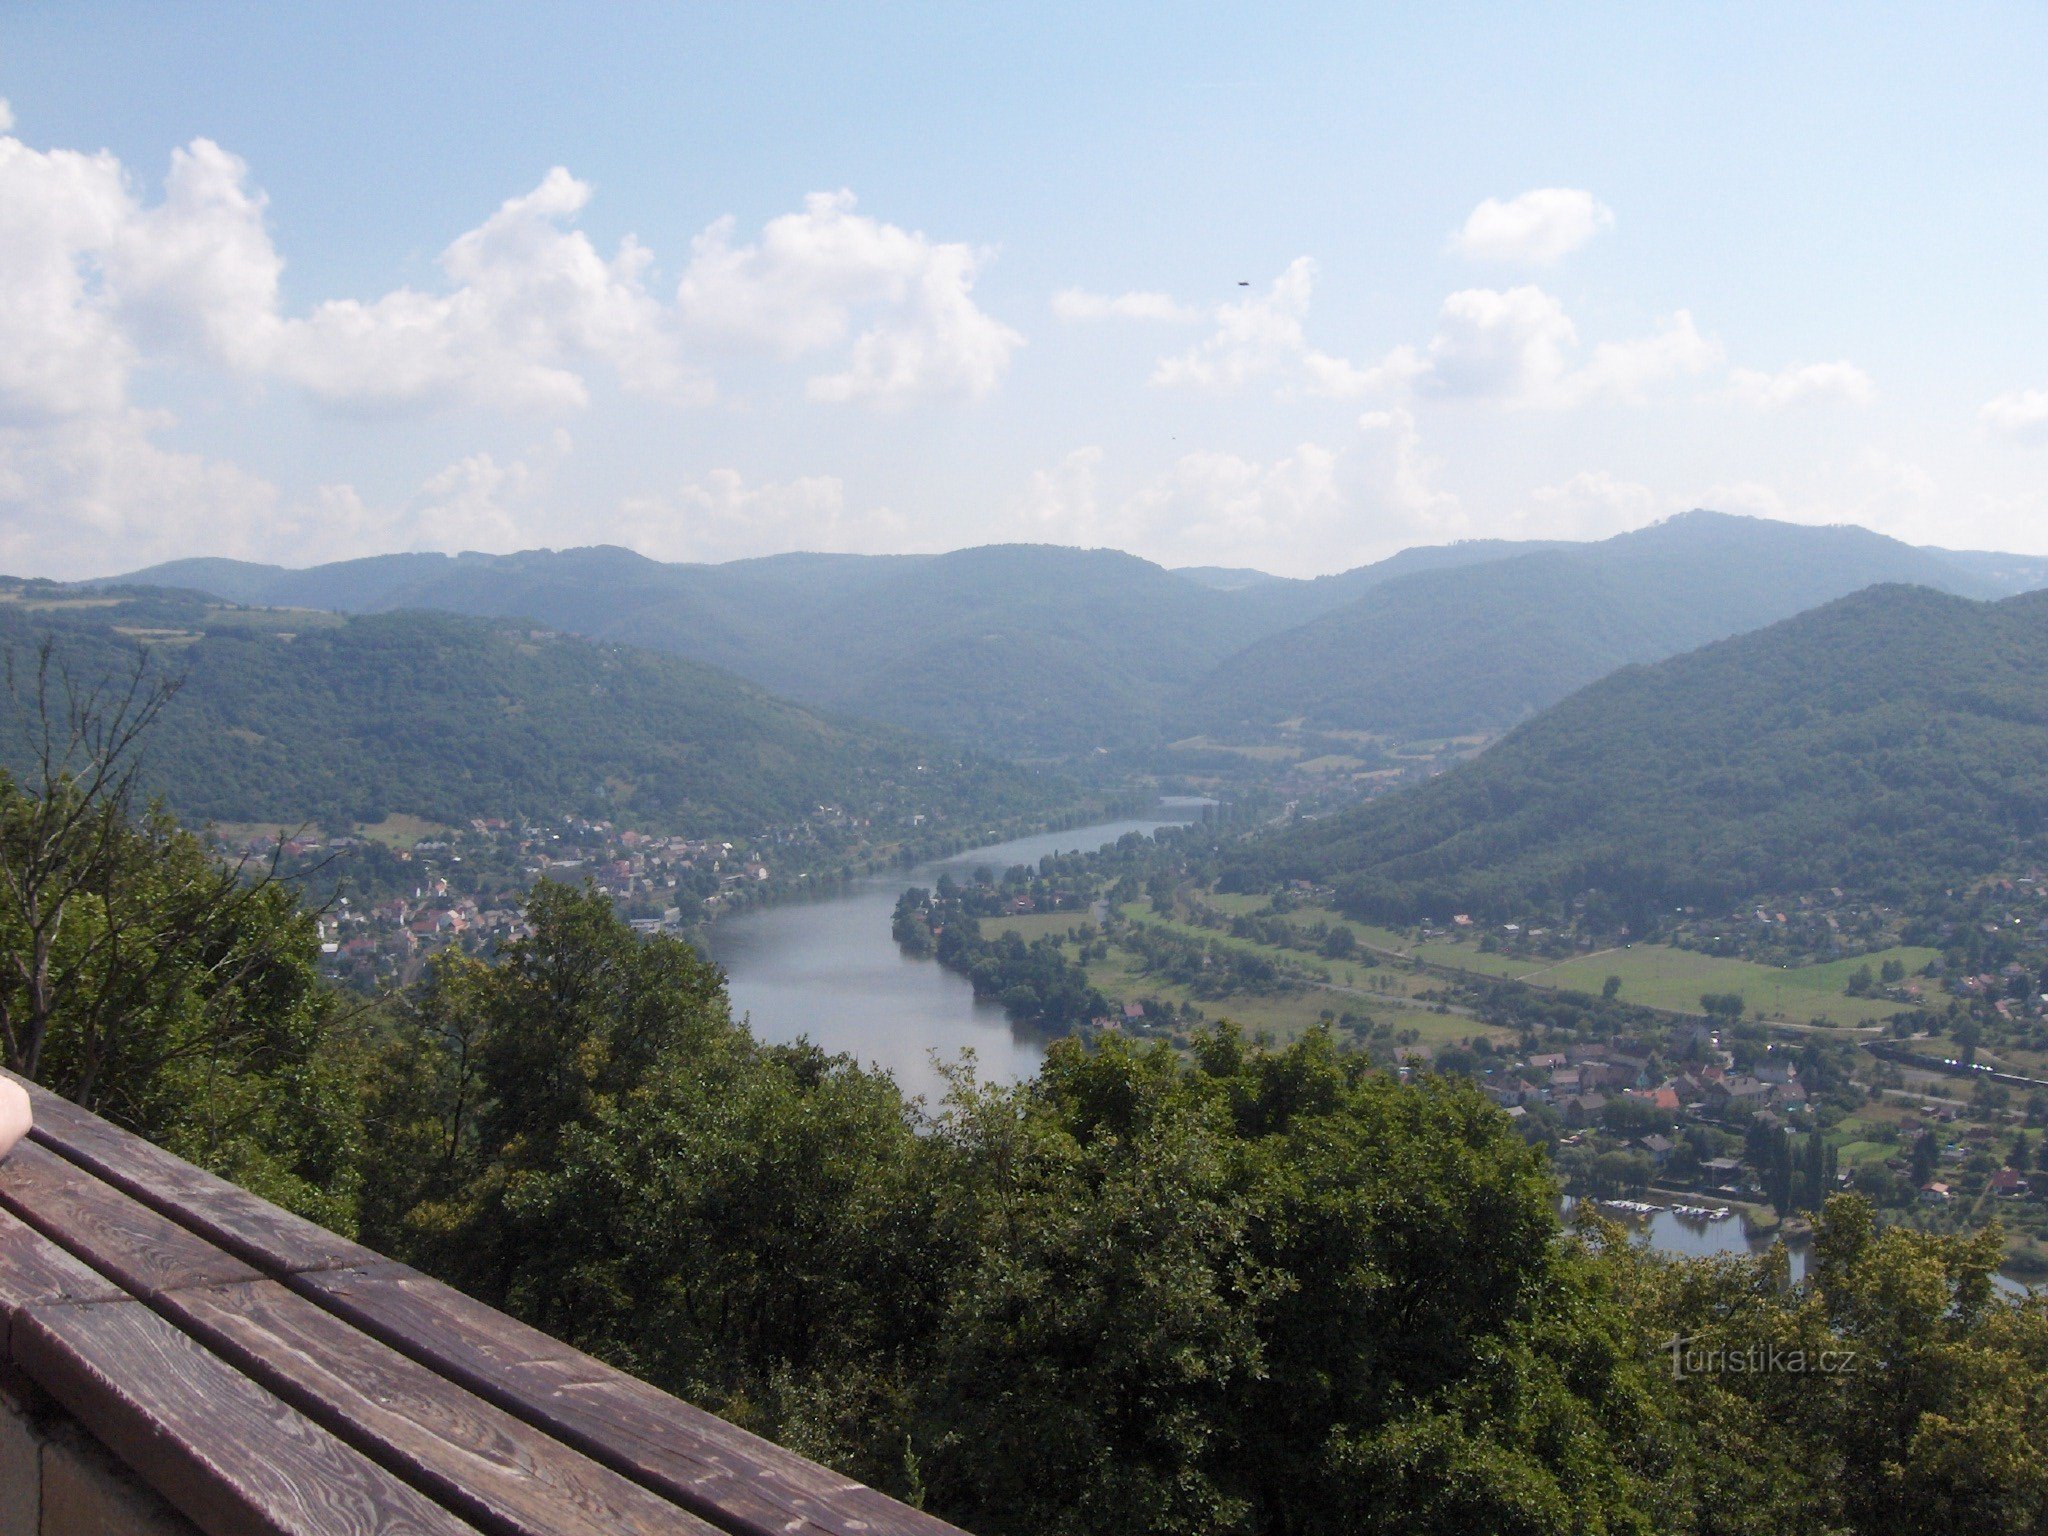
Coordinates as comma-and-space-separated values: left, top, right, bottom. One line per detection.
893, 882, 1107, 1032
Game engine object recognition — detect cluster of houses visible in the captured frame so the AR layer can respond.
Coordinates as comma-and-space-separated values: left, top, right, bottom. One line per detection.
1478, 1037, 1810, 1130
246, 811, 812, 986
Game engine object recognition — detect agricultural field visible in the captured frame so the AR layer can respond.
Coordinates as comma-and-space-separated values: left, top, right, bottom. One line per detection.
1532, 944, 1940, 1025
985, 911, 1501, 1050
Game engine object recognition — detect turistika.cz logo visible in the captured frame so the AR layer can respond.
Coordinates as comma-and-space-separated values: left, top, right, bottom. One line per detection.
1661, 1335, 1858, 1380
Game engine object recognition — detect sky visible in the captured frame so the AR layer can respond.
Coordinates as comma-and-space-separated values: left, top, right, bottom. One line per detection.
3, 2, 2046, 580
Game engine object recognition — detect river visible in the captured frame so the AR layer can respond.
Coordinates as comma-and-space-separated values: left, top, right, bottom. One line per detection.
700, 800, 1208, 1103
706, 808, 2040, 1292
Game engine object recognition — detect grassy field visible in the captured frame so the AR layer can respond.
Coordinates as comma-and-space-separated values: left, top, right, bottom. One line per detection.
987, 910, 1499, 1049
1197, 891, 1936, 1025
984, 912, 1088, 942
355, 813, 459, 849
1531, 944, 1940, 1025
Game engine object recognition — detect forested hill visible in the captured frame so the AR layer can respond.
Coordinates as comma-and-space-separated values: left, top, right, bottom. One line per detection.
1175, 511, 2011, 740
115, 514, 2044, 756
1226, 583, 2048, 927
0, 583, 1052, 835
121, 545, 1292, 755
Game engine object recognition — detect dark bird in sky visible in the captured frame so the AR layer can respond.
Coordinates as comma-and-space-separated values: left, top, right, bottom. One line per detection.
1238, 280, 1249, 285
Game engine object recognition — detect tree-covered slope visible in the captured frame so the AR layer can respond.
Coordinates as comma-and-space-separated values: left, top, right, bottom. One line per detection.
0, 584, 1051, 834
119, 545, 1298, 754
114, 515, 2048, 757
1228, 583, 2048, 925
1178, 511, 2007, 740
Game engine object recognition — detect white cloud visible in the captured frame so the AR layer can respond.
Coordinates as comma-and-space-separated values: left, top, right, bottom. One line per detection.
0, 410, 283, 576
1529, 470, 1662, 537
1151, 258, 1370, 397
1450, 189, 1613, 263
616, 467, 905, 563
107, 138, 283, 374
1051, 288, 1201, 323
0, 130, 136, 420
1372, 287, 1718, 407
1010, 446, 1108, 542
1982, 387, 2048, 445
675, 190, 1023, 405
276, 168, 691, 412
1727, 360, 1875, 409
1564, 310, 1721, 404
1122, 443, 1348, 560
1356, 407, 1459, 529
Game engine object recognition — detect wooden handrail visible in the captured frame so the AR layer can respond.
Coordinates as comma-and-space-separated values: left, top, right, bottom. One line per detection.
0, 1070, 970, 1536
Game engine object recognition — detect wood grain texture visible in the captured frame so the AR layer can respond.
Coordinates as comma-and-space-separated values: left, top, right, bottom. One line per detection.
5, 1223, 481, 1535
167, 1278, 724, 1536
298, 1264, 973, 1536
3, 1073, 971, 1536
0, 1207, 123, 1357
5, 1072, 377, 1276
0, 1142, 259, 1300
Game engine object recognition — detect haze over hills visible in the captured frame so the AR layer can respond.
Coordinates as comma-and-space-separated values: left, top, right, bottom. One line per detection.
0, 583, 1051, 835
1226, 581, 2048, 928
1176, 512, 2022, 741
114, 512, 2047, 757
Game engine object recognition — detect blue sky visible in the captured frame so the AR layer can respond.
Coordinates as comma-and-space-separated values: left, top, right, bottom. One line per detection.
3, 2, 2045, 577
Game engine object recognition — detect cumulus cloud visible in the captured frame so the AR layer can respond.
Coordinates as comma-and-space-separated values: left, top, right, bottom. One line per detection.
1151, 258, 1371, 397
1051, 288, 1201, 323
1529, 470, 1662, 537
1450, 189, 1613, 263
1727, 360, 1875, 409
1356, 407, 1459, 528
1370, 287, 1719, 407
0, 411, 283, 576
675, 190, 1023, 404
1009, 411, 1465, 573
276, 168, 691, 412
107, 138, 283, 374
616, 467, 906, 563
1982, 387, 2048, 445
0, 130, 135, 420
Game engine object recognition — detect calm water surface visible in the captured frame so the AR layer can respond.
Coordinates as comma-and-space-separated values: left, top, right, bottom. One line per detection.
701, 801, 1206, 1103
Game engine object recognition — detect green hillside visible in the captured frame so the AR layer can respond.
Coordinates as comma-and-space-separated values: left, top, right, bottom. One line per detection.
0, 582, 1052, 835
1226, 583, 2048, 927
1178, 511, 2006, 740
115, 515, 2048, 758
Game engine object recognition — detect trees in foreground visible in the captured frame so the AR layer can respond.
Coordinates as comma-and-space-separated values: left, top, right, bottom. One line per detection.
5, 714, 2045, 1533
354, 884, 2048, 1536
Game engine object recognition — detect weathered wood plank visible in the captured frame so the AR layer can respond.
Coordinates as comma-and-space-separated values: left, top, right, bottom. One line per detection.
4, 1072, 376, 1276
5, 1137, 723, 1534
171, 1277, 725, 1536
17, 1299, 485, 1536
2, 1216, 480, 1536
4, 1073, 970, 1536
0, 1207, 124, 1356
0, 1142, 259, 1300
299, 1264, 971, 1536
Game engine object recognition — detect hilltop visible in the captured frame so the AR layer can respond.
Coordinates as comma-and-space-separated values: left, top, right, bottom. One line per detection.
1176, 511, 2015, 741
114, 514, 2048, 758
0, 582, 1051, 836
1226, 582, 2048, 928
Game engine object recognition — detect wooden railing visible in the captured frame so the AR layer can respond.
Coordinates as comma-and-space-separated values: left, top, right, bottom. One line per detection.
0, 1070, 970, 1536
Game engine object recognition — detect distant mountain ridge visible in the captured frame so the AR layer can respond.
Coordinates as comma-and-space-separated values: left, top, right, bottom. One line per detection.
1175, 512, 2013, 741
1226, 582, 2048, 927
109, 513, 2048, 756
